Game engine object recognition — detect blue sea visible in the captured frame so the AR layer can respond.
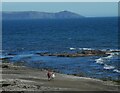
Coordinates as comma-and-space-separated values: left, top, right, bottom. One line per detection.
2, 17, 120, 80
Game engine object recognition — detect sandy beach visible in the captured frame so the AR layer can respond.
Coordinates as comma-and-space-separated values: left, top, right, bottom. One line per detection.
0, 60, 119, 92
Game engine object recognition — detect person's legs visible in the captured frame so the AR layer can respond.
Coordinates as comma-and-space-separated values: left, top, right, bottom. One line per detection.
48, 74, 51, 81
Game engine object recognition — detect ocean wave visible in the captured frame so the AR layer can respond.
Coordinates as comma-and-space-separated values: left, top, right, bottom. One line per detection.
109, 49, 120, 52
105, 52, 120, 59
69, 48, 76, 50
15, 54, 34, 58
69, 47, 94, 51
95, 52, 116, 64
103, 64, 115, 70
69, 48, 120, 52
95, 52, 120, 73
104, 53, 114, 59
113, 69, 120, 73
79, 48, 93, 50
95, 58, 105, 64
101, 49, 120, 52
0, 55, 14, 59
112, 52, 120, 56
79, 48, 120, 51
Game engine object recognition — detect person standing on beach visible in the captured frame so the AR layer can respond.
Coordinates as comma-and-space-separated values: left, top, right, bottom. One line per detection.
47, 70, 51, 81
51, 72, 55, 80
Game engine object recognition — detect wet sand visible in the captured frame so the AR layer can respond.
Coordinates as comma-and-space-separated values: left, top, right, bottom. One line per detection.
0, 62, 120, 92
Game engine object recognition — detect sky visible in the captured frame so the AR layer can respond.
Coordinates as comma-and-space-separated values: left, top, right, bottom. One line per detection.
2, 0, 119, 2
2, 2, 118, 17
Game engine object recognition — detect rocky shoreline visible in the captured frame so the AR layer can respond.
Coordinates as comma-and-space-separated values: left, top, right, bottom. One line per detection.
36, 50, 111, 57
1, 49, 119, 60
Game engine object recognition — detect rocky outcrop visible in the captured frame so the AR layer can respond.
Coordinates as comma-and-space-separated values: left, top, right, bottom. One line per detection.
36, 50, 107, 57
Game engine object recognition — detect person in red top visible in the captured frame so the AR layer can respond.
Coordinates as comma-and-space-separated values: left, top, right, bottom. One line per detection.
47, 70, 51, 81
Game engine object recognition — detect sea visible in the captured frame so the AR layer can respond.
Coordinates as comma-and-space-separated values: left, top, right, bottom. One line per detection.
2, 17, 120, 80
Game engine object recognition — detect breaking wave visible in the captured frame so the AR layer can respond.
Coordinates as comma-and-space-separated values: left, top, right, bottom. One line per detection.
113, 69, 120, 73
69, 48, 76, 50
69, 47, 94, 51
103, 64, 115, 70
70, 48, 120, 51
95, 58, 105, 64
79, 48, 93, 50
95, 52, 120, 73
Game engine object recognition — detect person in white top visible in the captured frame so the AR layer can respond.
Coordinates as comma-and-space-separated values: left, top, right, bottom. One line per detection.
51, 72, 55, 79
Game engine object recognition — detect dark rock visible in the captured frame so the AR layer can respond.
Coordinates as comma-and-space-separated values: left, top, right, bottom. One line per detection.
72, 73, 85, 77
36, 50, 107, 57
0, 58, 9, 60
2, 83, 11, 87
36, 85, 41, 89
2, 65, 9, 68
83, 50, 106, 55
7, 53, 16, 56
23, 85, 27, 88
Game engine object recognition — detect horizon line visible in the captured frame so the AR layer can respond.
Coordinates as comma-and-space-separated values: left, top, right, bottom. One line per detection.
1, 10, 118, 17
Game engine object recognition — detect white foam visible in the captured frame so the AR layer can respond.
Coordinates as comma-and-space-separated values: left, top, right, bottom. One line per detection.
104, 53, 114, 59
103, 64, 115, 70
95, 58, 104, 64
113, 52, 120, 56
79, 48, 93, 50
105, 52, 120, 59
109, 49, 120, 52
16, 54, 34, 58
101, 48, 120, 52
69, 48, 76, 50
113, 69, 120, 73
95, 53, 115, 64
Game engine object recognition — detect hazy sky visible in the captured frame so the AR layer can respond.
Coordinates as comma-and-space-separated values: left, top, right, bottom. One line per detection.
2, 2, 118, 17
2, 0, 119, 2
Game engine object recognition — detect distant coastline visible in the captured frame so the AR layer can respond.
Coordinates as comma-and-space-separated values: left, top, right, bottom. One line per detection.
2, 11, 85, 20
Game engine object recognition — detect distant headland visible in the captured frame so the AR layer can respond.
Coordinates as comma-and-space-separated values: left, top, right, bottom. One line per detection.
2, 11, 85, 20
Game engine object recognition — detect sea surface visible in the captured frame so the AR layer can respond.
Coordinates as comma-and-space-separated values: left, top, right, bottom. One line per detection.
2, 17, 120, 80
